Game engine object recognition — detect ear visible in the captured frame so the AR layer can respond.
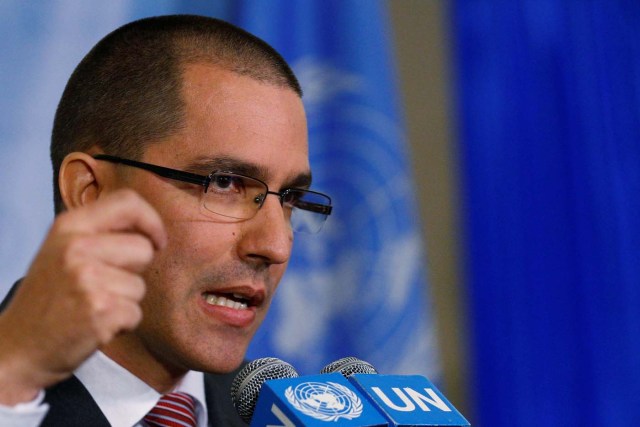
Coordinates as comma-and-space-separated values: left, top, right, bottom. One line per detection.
58, 152, 108, 210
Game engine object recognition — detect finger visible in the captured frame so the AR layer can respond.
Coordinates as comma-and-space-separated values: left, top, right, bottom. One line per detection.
93, 296, 143, 344
85, 264, 147, 302
66, 233, 156, 273
57, 189, 167, 250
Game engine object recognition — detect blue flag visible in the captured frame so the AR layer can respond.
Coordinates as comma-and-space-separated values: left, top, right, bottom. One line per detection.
0, 0, 232, 300
0, 2, 146, 293
231, 0, 439, 377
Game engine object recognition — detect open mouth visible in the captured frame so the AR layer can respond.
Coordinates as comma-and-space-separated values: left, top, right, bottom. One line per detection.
203, 292, 252, 310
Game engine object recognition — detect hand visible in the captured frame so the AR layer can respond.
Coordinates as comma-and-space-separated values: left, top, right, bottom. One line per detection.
0, 189, 167, 405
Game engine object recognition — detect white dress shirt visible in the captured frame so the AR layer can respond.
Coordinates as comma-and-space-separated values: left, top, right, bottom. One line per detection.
0, 351, 209, 427
0, 390, 48, 427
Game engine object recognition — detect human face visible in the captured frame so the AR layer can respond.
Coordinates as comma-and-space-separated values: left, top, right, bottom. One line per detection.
103, 64, 309, 383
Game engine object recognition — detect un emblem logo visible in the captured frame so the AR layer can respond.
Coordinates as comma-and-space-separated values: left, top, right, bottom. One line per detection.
285, 381, 363, 422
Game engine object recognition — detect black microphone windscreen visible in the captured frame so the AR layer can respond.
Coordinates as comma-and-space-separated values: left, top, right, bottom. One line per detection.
320, 356, 378, 378
230, 357, 299, 423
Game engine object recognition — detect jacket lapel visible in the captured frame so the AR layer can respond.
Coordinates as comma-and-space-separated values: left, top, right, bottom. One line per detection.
41, 375, 110, 427
204, 366, 248, 426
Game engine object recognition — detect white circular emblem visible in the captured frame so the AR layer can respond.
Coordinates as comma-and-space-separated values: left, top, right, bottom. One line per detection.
285, 381, 363, 422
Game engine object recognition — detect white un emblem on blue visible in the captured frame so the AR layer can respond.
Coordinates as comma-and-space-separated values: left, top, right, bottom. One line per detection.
285, 381, 363, 422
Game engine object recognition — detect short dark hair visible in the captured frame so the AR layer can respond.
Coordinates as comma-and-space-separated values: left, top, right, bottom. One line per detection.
51, 14, 302, 213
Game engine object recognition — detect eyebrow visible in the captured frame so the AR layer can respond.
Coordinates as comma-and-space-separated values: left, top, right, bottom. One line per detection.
184, 156, 313, 190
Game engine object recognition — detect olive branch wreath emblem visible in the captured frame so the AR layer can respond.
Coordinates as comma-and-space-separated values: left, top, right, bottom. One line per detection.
285, 381, 364, 422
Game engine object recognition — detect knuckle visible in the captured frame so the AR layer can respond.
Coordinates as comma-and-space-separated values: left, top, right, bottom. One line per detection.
139, 240, 155, 262
127, 239, 155, 272
115, 188, 143, 205
50, 211, 76, 235
130, 276, 147, 301
49, 221, 65, 238
126, 304, 143, 328
66, 260, 99, 287
87, 296, 114, 344
53, 209, 74, 226
85, 289, 109, 316
96, 300, 142, 344
62, 235, 91, 260
95, 326, 114, 346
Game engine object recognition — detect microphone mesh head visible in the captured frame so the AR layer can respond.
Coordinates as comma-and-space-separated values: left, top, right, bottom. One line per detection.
230, 357, 299, 422
320, 356, 378, 378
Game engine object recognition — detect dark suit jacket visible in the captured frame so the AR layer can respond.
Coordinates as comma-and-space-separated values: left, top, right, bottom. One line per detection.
1, 282, 247, 426
39, 369, 247, 426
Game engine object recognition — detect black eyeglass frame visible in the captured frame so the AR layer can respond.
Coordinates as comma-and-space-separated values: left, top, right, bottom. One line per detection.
93, 154, 333, 217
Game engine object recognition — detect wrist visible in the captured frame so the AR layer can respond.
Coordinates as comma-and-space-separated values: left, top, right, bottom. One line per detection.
0, 318, 45, 405
0, 363, 43, 406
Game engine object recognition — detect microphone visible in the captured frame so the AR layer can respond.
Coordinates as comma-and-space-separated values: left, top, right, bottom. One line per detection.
231, 357, 388, 426
231, 357, 300, 423
320, 356, 378, 376
321, 357, 470, 426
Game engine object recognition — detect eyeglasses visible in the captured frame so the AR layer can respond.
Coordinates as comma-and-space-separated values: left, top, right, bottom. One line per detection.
93, 154, 332, 233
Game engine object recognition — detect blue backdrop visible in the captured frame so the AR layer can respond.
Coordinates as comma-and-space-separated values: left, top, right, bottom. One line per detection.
229, 0, 438, 378
452, 1, 640, 425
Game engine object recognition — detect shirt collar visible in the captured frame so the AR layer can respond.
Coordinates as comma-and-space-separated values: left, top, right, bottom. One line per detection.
74, 351, 208, 427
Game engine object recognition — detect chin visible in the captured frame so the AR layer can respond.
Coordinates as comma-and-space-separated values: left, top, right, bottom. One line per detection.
180, 342, 248, 375
206, 358, 245, 374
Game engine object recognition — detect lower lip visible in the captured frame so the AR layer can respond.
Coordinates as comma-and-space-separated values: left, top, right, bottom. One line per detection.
198, 297, 257, 328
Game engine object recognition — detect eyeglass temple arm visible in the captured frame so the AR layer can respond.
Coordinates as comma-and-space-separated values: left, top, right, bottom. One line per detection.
93, 154, 209, 187
296, 200, 332, 215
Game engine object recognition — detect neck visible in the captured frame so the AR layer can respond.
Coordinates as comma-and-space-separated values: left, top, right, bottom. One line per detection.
102, 334, 188, 393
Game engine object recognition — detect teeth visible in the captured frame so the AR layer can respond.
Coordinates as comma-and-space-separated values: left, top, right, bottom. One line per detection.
205, 294, 248, 310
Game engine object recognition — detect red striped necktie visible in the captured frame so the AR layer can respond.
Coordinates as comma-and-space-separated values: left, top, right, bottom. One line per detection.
144, 392, 198, 427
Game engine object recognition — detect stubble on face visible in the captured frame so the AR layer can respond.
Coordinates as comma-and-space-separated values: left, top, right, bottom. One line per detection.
101, 63, 309, 392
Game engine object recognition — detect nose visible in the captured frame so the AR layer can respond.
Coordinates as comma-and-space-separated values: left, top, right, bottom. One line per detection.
237, 194, 293, 266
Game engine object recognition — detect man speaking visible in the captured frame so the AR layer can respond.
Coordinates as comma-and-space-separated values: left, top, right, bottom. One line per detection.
0, 15, 332, 426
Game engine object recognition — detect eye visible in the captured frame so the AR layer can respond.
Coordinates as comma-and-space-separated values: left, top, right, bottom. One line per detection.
281, 190, 302, 206
211, 174, 244, 192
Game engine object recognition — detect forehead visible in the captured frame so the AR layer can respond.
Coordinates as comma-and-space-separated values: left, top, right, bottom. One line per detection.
144, 63, 310, 184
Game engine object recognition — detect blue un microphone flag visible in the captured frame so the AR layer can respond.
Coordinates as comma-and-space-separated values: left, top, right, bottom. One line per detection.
249, 373, 469, 426
234, 357, 469, 426
231, 0, 439, 379
251, 373, 388, 426
349, 374, 470, 426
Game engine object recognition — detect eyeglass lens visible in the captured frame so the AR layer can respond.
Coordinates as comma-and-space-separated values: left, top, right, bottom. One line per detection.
202, 172, 330, 233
